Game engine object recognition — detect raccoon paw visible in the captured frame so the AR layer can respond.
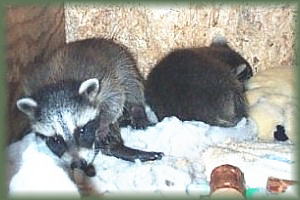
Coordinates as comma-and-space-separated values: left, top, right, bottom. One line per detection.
137, 151, 164, 162
95, 125, 112, 146
131, 117, 153, 129
95, 133, 120, 149
128, 105, 151, 129
99, 134, 112, 146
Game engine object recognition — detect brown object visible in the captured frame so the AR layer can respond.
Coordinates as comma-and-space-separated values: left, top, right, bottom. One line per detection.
210, 164, 246, 198
71, 169, 102, 197
5, 5, 66, 144
266, 177, 297, 193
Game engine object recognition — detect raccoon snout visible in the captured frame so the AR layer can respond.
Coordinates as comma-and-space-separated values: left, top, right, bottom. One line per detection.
71, 159, 88, 170
70, 159, 96, 177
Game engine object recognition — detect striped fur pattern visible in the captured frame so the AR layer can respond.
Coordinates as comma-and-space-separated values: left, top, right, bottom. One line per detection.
16, 38, 163, 177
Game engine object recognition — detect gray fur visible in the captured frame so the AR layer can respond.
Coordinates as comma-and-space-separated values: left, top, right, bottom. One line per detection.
16, 38, 163, 175
22, 38, 146, 126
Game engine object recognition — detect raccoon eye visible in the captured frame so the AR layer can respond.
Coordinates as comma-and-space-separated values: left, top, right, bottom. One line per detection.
79, 128, 85, 135
46, 135, 67, 158
74, 120, 97, 148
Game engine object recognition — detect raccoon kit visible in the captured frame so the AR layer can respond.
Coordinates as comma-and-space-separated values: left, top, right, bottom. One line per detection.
145, 38, 253, 127
16, 38, 163, 177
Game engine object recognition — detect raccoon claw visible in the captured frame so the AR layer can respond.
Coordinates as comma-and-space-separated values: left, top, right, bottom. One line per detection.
131, 118, 152, 129
130, 105, 152, 129
137, 151, 164, 162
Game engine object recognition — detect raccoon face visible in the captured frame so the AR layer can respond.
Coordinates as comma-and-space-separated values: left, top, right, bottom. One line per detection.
231, 64, 252, 82
214, 87, 248, 127
17, 78, 101, 174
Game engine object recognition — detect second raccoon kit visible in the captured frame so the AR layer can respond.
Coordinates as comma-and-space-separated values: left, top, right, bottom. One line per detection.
16, 38, 163, 177
145, 38, 253, 127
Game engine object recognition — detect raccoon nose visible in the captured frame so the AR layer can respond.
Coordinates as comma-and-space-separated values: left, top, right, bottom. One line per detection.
70, 159, 88, 170
70, 159, 96, 177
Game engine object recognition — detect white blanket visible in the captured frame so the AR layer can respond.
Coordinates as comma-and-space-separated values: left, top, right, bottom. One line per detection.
7, 113, 295, 198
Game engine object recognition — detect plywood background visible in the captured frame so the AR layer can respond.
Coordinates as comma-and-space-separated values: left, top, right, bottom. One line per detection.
64, 2, 296, 78
5, 3, 296, 143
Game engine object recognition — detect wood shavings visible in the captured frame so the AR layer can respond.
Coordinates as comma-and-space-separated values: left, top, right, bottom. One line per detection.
64, 3, 296, 77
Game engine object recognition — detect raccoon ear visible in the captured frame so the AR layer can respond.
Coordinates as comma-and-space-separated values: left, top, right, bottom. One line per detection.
16, 98, 38, 118
79, 78, 100, 101
210, 35, 229, 47
231, 64, 247, 77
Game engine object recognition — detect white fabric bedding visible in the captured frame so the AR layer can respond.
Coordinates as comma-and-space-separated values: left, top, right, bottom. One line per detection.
7, 111, 295, 198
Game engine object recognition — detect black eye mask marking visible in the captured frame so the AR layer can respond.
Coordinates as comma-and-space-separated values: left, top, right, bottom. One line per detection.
45, 135, 68, 157
74, 119, 98, 148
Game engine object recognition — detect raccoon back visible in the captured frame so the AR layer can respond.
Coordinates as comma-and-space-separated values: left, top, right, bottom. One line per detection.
145, 48, 247, 127
22, 38, 142, 96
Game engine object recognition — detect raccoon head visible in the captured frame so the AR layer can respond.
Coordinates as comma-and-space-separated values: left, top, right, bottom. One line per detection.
17, 78, 101, 176
230, 63, 253, 83
214, 85, 248, 127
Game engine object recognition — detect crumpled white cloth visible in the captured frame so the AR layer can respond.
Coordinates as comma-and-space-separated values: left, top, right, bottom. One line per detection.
90, 116, 257, 195
7, 114, 294, 197
7, 133, 80, 197
202, 140, 295, 187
